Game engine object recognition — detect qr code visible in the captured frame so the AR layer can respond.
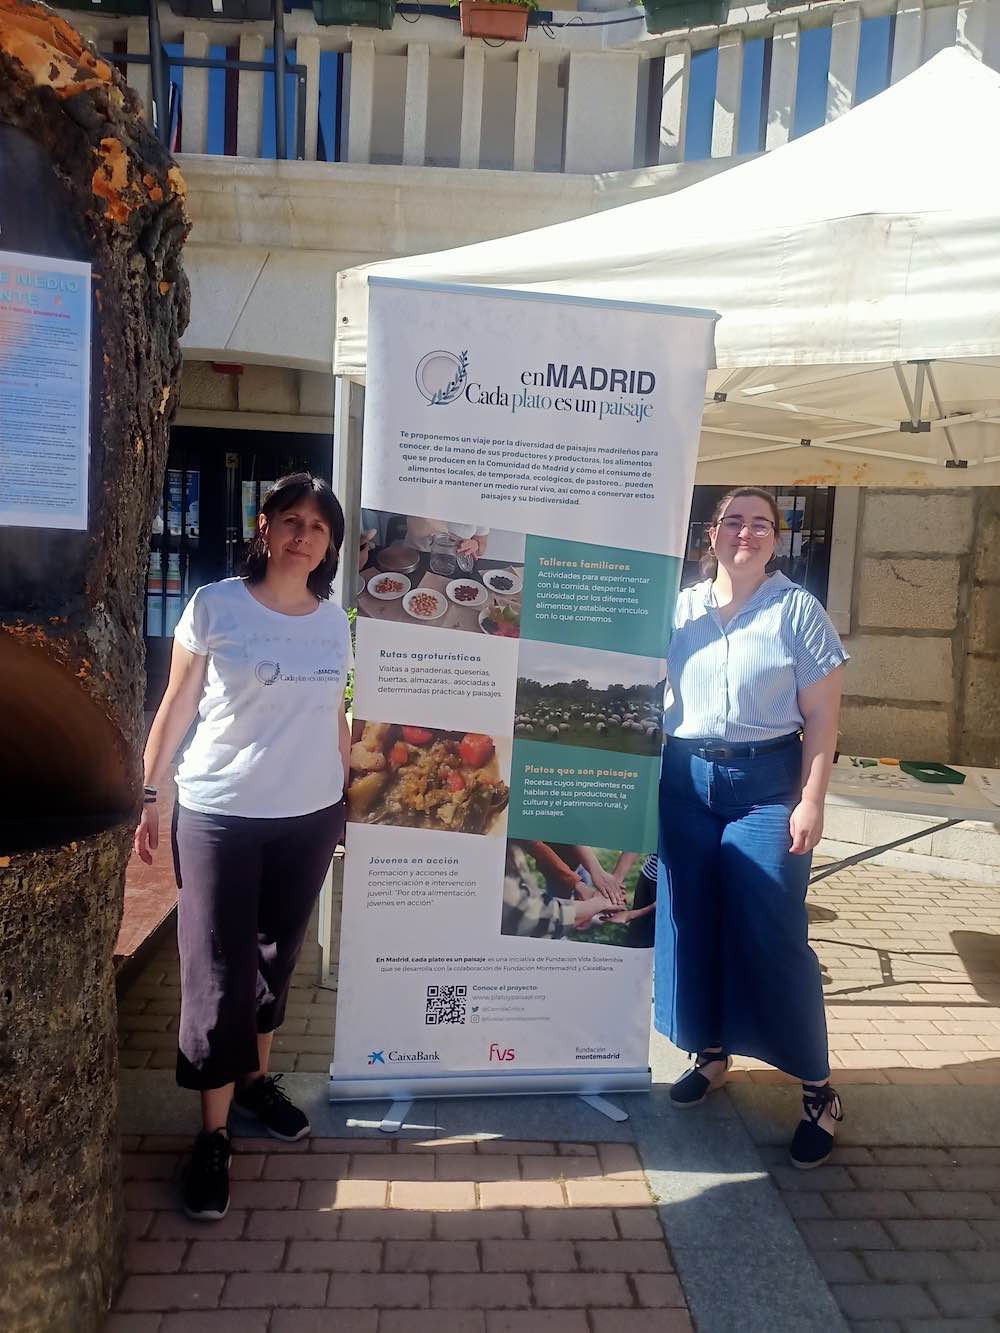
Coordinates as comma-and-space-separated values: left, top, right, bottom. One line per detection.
425, 984, 467, 1025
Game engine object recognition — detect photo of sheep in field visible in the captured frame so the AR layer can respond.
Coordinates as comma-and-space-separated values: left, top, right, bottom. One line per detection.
514, 643, 665, 757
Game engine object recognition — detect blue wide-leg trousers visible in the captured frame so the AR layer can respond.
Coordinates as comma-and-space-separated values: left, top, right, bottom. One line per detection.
653, 740, 830, 1082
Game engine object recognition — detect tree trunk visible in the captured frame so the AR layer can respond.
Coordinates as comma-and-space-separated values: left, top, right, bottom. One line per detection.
0, 3, 189, 1328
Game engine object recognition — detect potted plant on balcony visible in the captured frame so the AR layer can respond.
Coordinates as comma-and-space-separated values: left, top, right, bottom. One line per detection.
452, 0, 537, 43
641, 0, 726, 34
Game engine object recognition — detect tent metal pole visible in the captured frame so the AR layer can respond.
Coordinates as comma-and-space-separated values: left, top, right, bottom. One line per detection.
723, 395, 892, 431
803, 440, 946, 466
273, 0, 288, 161
924, 364, 962, 462
893, 361, 920, 427
147, 0, 169, 146
913, 362, 927, 420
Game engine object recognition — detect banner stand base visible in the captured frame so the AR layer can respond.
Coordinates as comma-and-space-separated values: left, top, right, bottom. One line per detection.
578, 1094, 629, 1123
379, 1101, 413, 1134
331, 1068, 651, 1133
361, 1093, 628, 1134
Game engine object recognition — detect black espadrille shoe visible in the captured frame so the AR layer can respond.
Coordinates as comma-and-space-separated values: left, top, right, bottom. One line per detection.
669, 1050, 731, 1108
790, 1082, 843, 1169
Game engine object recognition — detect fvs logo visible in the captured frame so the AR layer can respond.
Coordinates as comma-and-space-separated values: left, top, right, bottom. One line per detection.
489, 1043, 515, 1063
367, 1050, 385, 1065
415, 349, 468, 405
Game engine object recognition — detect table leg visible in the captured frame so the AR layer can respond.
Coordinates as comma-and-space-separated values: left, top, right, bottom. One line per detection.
809, 818, 962, 885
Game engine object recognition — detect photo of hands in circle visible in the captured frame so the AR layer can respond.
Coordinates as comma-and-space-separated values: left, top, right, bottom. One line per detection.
501, 841, 657, 949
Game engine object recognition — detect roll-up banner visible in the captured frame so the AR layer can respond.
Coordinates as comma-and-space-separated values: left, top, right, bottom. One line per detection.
330, 278, 715, 1102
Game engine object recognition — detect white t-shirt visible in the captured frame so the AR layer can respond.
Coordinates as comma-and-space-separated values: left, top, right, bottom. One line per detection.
173, 578, 353, 818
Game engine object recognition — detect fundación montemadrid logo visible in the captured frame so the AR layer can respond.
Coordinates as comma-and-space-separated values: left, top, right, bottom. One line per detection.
415, 349, 468, 405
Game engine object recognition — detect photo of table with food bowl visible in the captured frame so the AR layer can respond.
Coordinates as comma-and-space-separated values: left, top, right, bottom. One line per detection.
357, 509, 524, 638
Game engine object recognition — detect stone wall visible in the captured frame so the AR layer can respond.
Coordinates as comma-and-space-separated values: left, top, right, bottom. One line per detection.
821, 487, 1000, 883
178, 362, 335, 422
962, 489, 1000, 767
839, 489, 975, 762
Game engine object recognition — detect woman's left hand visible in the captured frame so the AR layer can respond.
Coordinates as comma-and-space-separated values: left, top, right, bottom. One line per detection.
789, 797, 824, 855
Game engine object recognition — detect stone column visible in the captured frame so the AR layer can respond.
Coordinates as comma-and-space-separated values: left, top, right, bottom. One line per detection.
961, 488, 1000, 765
0, 3, 189, 1329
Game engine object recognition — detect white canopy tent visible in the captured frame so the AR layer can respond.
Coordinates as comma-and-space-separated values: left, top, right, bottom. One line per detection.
335, 47, 1000, 486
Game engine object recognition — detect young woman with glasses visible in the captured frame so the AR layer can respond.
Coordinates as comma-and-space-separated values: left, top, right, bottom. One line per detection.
656, 486, 848, 1168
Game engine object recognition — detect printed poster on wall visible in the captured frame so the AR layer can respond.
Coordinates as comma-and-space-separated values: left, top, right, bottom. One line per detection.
0, 250, 91, 530
330, 277, 715, 1100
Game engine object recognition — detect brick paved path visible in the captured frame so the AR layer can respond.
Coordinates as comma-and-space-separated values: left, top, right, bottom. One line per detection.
762, 1144, 1000, 1329
727, 862, 1000, 1088
106, 1136, 691, 1332
115, 859, 1000, 1330
117, 935, 333, 1075
117, 862, 1000, 1083
743, 862, 1000, 1329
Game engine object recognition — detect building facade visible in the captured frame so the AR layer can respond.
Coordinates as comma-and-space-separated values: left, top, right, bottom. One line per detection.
62, 0, 1000, 873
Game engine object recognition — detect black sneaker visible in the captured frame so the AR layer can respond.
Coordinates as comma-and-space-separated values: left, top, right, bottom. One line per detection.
232, 1074, 310, 1141
182, 1129, 232, 1221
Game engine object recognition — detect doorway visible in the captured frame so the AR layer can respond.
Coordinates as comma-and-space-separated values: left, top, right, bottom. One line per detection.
143, 425, 334, 710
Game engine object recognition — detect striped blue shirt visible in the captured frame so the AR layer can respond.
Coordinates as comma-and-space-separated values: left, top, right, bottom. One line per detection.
663, 573, 849, 743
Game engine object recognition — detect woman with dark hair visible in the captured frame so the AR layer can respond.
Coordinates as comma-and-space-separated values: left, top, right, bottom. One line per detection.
657, 486, 848, 1168
134, 473, 351, 1219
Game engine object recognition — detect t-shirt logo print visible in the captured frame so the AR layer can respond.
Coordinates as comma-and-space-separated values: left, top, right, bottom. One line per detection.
255, 660, 281, 686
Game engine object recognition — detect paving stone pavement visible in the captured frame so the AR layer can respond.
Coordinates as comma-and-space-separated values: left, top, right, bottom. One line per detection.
725, 861, 1000, 1331
754, 1142, 1000, 1330
105, 1135, 692, 1332
726, 863, 1000, 1088
114, 858, 1000, 1330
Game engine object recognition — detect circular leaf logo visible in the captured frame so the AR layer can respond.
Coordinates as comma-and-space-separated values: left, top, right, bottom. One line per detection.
415, 349, 468, 405
255, 661, 281, 686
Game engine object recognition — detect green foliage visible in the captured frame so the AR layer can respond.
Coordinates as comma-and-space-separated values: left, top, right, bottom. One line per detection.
344, 605, 357, 712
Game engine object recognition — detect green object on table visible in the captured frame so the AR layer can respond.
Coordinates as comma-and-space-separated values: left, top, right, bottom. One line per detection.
899, 761, 966, 785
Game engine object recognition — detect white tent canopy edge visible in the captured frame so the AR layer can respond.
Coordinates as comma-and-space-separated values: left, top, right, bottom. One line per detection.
334, 48, 1000, 487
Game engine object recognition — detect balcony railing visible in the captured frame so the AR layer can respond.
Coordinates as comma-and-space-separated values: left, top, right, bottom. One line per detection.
62, 0, 997, 174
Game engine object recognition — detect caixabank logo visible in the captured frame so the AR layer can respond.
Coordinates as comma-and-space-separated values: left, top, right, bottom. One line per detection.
368, 1048, 441, 1064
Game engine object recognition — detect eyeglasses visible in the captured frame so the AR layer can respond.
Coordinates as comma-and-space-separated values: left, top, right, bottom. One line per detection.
717, 517, 775, 539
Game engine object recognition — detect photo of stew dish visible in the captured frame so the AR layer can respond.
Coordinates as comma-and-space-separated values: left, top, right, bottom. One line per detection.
348, 721, 511, 835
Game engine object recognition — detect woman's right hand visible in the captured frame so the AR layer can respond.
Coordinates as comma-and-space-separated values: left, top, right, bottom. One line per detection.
134, 805, 159, 864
